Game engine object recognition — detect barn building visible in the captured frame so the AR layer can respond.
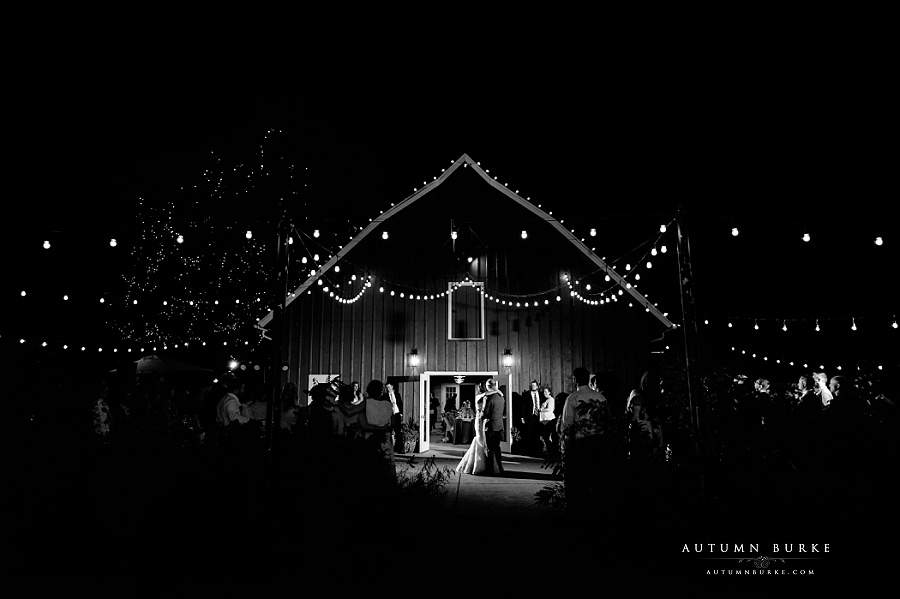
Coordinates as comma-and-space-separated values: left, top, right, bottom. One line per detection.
258, 154, 674, 452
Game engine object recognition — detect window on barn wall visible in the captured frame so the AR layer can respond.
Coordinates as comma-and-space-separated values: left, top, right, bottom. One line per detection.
448, 281, 484, 340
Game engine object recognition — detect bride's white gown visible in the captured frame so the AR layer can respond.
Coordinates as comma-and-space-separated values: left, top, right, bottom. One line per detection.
455, 411, 486, 475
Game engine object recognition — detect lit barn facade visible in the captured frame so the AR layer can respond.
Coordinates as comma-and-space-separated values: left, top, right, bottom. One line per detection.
258, 154, 674, 451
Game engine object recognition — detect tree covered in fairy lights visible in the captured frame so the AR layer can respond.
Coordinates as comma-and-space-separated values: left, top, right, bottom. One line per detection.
109, 127, 320, 352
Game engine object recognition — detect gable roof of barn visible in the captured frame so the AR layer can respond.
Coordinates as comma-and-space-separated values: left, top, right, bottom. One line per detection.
257, 153, 675, 331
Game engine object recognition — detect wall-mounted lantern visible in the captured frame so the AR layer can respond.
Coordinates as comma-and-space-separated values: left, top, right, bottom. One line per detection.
409, 348, 419, 368
502, 348, 513, 368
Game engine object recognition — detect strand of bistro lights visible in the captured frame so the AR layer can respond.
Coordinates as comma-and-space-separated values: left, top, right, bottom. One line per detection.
286, 213, 676, 311
702, 315, 899, 332
725, 345, 889, 372
28, 153, 890, 257
6, 336, 261, 353
288, 220, 669, 311
16, 149, 893, 349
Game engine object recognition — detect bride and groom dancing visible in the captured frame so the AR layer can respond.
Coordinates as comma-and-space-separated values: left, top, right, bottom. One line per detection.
455, 379, 505, 476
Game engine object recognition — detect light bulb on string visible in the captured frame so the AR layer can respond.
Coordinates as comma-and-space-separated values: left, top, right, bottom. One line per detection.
660, 224, 667, 233
110, 239, 117, 247
732, 227, 739, 237
382, 231, 389, 240
875, 236, 883, 246
893, 317, 898, 329
43, 240, 50, 249
590, 228, 596, 236
651, 247, 657, 256
782, 320, 788, 332
754, 320, 759, 330
176, 234, 184, 244
802, 232, 810, 242
851, 318, 857, 331
660, 245, 667, 253
815, 319, 820, 332
521, 230, 528, 239
313, 229, 320, 238
246, 230, 252, 239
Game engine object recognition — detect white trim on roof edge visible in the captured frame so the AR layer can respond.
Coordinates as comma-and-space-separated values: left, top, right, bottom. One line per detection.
257, 154, 674, 330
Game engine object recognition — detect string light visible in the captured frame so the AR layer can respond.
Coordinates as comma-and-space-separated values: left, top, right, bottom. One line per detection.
875, 236, 883, 246
17, 153, 888, 356
43, 240, 50, 249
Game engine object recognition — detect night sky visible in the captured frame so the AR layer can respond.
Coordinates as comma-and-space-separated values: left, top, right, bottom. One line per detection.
6, 56, 898, 381
5, 33, 898, 593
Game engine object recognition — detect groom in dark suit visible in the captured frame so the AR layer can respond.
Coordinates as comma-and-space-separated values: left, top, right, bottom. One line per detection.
482, 379, 505, 476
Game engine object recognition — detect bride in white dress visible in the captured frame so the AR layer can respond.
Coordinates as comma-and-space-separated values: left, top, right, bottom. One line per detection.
456, 386, 489, 475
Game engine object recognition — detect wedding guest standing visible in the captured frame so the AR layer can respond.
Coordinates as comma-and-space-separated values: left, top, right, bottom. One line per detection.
536, 385, 557, 455
520, 380, 542, 456
215, 373, 249, 426
814, 371, 834, 408
384, 383, 404, 454
558, 367, 610, 518
359, 380, 395, 462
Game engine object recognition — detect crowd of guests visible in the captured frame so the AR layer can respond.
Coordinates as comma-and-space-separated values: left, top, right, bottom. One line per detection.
546, 362, 899, 527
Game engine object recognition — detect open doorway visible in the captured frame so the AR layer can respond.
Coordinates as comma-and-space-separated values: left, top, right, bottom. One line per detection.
418, 371, 511, 453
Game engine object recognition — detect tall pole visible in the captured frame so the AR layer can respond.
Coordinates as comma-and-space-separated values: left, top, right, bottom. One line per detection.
675, 206, 707, 530
263, 216, 290, 549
